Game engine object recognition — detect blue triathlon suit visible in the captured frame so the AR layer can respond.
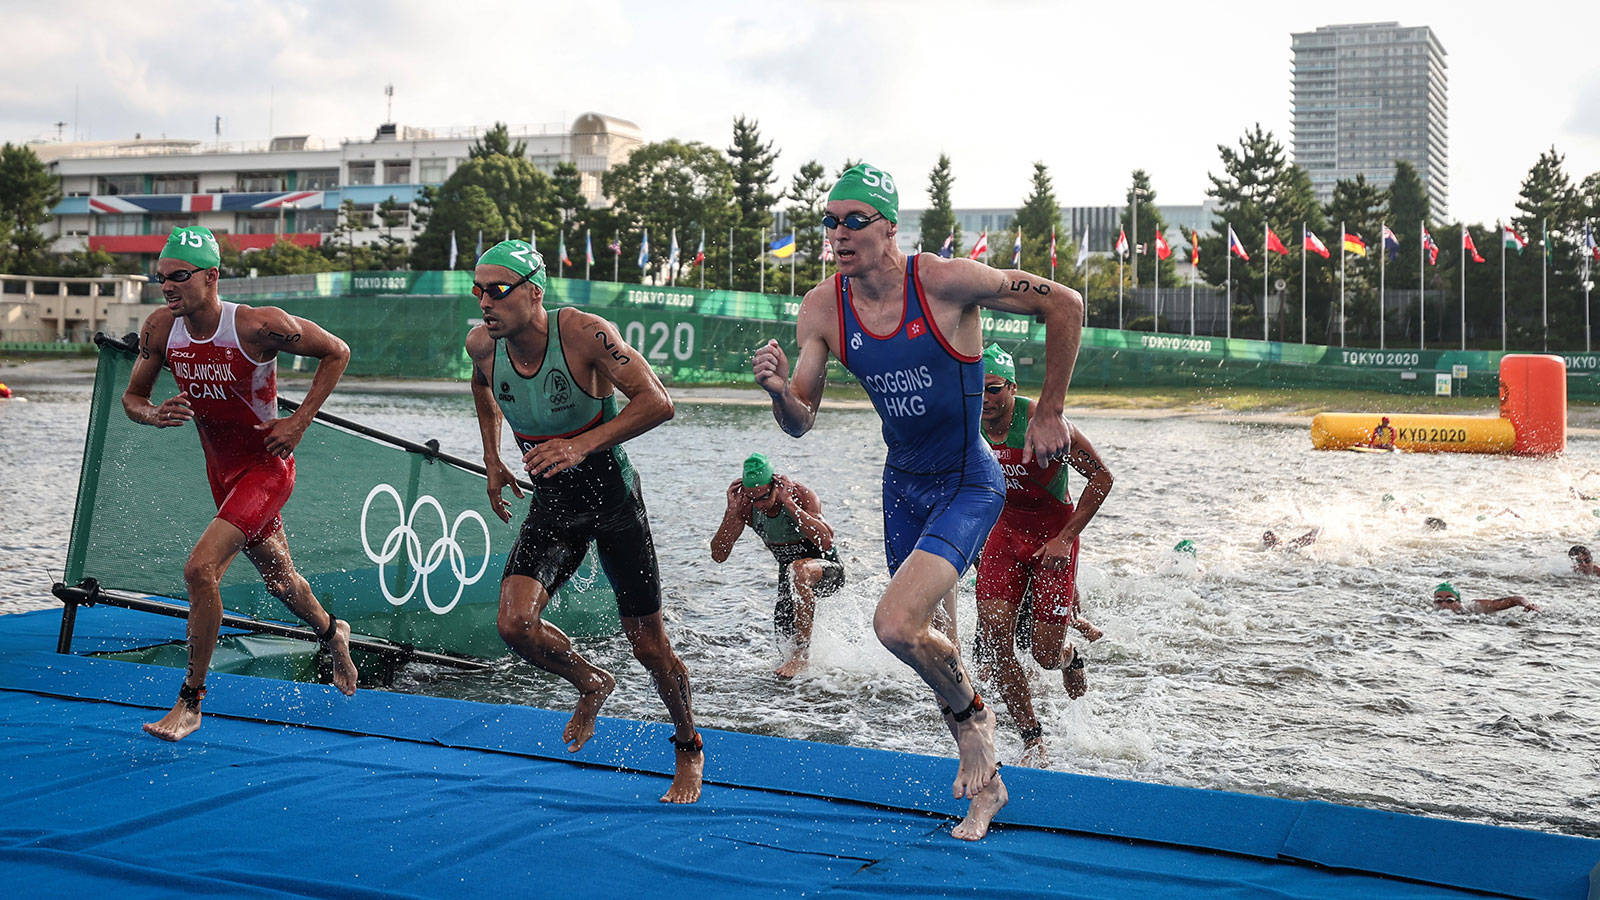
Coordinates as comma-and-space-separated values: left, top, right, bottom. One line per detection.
836, 255, 1005, 575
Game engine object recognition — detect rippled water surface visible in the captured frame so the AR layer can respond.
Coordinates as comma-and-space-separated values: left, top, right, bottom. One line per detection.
3, 368, 1598, 838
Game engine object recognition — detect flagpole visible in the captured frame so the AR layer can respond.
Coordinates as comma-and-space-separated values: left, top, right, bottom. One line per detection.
612, 233, 619, 282
1542, 218, 1549, 352
1225, 235, 1231, 340
585, 229, 591, 281
1419, 221, 1426, 350
700, 228, 706, 291
1050, 228, 1056, 283
759, 228, 766, 294
1460, 224, 1467, 351
1117, 254, 1124, 331
1301, 223, 1308, 345
789, 229, 796, 296
1586, 220, 1594, 353
1500, 223, 1507, 352
1338, 220, 1346, 348
1189, 234, 1196, 336
1262, 222, 1269, 342
1378, 223, 1386, 350
1155, 228, 1161, 333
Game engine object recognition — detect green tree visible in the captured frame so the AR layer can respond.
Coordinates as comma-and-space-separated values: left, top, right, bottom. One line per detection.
468, 122, 526, 160
49, 248, 118, 277
727, 116, 779, 291
1510, 148, 1586, 348
919, 154, 960, 257
1201, 126, 1326, 341
1012, 162, 1063, 276
784, 160, 827, 288
547, 161, 588, 277
603, 139, 736, 285
0, 143, 61, 274
411, 148, 553, 269
1117, 170, 1179, 292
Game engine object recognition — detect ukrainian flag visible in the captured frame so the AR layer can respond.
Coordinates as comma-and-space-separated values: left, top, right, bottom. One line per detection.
769, 233, 796, 259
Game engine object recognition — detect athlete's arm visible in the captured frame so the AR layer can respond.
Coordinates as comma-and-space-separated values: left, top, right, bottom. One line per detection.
779, 476, 834, 552
521, 310, 674, 479
466, 326, 523, 522
755, 283, 833, 437
922, 256, 1083, 464
122, 309, 191, 428
1029, 421, 1113, 567
244, 306, 350, 458
710, 480, 750, 563
1476, 595, 1540, 613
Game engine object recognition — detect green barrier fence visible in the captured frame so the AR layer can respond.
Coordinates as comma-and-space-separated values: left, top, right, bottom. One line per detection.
65, 338, 618, 662
216, 271, 1600, 400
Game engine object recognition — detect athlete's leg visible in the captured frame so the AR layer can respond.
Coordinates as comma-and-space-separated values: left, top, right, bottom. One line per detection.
243, 528, 357, 696
622, 611, 702, 803
977, 546, 1045, 766
776, 558, 826, 678
143, 518, 249, 741
498, 573, 616, 751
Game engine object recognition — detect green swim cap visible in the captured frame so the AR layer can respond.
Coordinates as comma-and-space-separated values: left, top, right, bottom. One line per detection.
1173, 540, 1196, 556
827, 163, 898, 223
742, 452, 773, 488
1433, 582, 1460, 600
476, 239, 549, 291
159, 226, 221, 269
982, 343, 1016, 382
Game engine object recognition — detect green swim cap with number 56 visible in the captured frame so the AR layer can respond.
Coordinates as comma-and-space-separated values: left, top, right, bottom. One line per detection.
828, 164, 898, 223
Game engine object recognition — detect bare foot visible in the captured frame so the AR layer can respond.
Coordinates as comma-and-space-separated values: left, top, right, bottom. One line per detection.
143, 699, 202, 742
951, 772, 1008, 840
1019, 739, 1050, 769
325, 619, 359, 696
1075, 622, 1104, 642
1063, 645, 1087, 700
660, 738, 704, 803
951, 703, 1000, 799
563, 670, 617, 752
774, 649, 809, 679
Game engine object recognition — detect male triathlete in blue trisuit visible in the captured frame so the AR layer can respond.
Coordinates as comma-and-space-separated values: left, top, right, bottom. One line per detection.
754, 164, 1083, 840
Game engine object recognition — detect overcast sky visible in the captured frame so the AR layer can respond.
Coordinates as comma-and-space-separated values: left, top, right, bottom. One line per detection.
3, 0, 1596, 227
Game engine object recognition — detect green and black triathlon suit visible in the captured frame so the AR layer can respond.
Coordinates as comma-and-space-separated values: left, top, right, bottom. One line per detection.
749, 503, 845, 636
493, 307, 660, 618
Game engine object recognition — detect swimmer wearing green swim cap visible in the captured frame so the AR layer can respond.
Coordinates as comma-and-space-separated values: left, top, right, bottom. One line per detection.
752, 158, 1089, 842
464, 238, 706, 803
1430, 582, 1540, 615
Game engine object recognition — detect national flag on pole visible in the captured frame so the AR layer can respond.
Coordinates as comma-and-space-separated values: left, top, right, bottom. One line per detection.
1114, 227, 1129, 258
821, 237, 834, 262
1049, 228, 1057, 267
448, 230, 458, 269
938, 232, 954, 258
1422, 226, 1439, 265
1304, 228, 1330, 259
1227, 225, 1249, 261
475, 229, 483, 261
1342, 233, 1367, 257
1586, 221, 1599, 260
1155, 228, 1172, 260
1463, 230, 1485, 263
1502, 225, 1527, 253
1189, 229, 1200, 267
669, 229, 680, 268
1382, 225, 1401, 260
1266, 228, 1289, 255
559, 233, 571, 267
608, 235, 621, 255
637, 229, 649, 269
692, 230, 705, 267
769, 233, 796, 258
528, 231, 536, 252
585, 231, 594, 266
1011, 229, 1022, 266
969, 230, 989, 260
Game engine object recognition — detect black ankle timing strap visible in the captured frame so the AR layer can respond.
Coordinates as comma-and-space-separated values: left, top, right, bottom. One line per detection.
178, 682, 206, 710
668, 732, 703, 753
317, 617, 339, 644
950, 693, 985, 722
1019, 724, 1044, 742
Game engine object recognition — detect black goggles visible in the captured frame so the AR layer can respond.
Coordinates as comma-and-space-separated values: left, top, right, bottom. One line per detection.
472, 270, 536, 301
154, 267, 208, 284
822, 211, 885, 231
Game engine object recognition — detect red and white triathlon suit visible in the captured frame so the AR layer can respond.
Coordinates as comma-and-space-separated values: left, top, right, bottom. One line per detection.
975, 396, 1079, 623
165, 301, 293, 546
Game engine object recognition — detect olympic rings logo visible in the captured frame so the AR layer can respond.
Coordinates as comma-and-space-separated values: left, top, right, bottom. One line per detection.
359, 483, 491, 615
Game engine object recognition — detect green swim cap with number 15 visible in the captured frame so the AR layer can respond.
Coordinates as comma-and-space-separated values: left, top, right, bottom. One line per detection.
160, 226, 221, 269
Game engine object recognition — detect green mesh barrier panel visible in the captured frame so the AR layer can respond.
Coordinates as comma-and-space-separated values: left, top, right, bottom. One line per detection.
208, 271, 1600, 400
65, 339, 618, 659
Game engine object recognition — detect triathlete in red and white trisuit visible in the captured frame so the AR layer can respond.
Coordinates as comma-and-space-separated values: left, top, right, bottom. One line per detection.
974, 344, 1113, 769
166, 300, 293, 545
124, 226, 358, 744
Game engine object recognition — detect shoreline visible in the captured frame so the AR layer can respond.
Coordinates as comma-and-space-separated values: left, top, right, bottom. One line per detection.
9, 355, 1599, 432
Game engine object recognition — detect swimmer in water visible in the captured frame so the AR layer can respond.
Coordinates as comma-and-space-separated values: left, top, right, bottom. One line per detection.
1262, 528, 1319, 550
1569, 545, 1600, 576
1431, 583, 1540, 615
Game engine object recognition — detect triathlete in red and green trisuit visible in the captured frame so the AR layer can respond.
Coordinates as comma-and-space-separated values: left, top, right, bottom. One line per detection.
974, 343, 1113, 767
492, 305, 661, 618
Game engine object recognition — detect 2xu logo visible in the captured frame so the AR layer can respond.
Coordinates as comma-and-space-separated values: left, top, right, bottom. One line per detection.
360, 483, 491, 614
